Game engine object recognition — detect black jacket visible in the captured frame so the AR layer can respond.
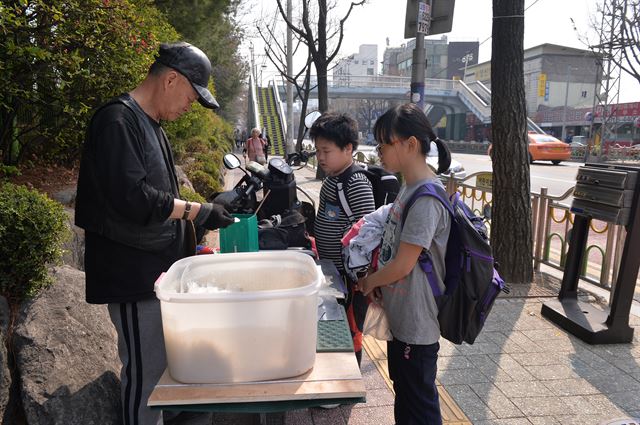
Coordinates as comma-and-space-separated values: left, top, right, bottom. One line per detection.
75, 94, 186, 303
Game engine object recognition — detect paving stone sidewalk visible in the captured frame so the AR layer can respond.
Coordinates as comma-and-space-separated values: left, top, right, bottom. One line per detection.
200, 161, 640, 425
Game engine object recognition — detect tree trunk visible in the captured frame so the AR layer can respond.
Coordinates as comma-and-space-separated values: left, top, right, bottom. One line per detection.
316, 61, 329, 113
316, 0, 329, 113
296, 72, 312, 152
490, 0, 533, 284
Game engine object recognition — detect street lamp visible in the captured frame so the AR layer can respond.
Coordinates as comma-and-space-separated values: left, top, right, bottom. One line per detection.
561, 65, 579, 142
461, 53, 473, 81
259, 64, 267, 87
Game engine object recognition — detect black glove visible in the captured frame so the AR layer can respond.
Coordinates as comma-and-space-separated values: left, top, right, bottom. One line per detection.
194, 203, 235, 230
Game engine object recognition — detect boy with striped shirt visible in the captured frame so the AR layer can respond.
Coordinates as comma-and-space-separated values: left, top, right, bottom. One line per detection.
311, 112, 376, 366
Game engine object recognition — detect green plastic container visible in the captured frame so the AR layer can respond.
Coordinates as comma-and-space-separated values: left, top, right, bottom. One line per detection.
219, 214, 259, 253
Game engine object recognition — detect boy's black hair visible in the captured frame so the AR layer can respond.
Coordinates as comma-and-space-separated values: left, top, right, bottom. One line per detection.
309, 112, 359, 151
373, 103, 451, 174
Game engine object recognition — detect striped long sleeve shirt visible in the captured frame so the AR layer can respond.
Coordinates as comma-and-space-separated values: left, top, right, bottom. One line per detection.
314, 170, 376, 273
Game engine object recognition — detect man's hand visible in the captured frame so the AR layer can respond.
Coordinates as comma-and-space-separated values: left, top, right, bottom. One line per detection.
194, 203, 234, 230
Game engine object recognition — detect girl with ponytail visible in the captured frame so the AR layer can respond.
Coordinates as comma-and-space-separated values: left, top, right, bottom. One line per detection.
357, 103, 451, 424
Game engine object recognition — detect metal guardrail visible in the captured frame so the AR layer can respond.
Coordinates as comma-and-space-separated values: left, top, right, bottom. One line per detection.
441, 172, 630, 292
269, 78, 288, 154
249, 75, 260, 131
456, 80, 490, 119
316, 151, 633, 293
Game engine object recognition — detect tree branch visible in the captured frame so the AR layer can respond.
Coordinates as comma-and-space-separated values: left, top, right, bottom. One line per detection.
275, 0, 309, 41
327, 0, 366, 63
300, 0, 319, 59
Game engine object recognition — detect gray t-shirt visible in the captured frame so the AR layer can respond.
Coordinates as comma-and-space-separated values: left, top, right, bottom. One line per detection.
378, 178, 451, 345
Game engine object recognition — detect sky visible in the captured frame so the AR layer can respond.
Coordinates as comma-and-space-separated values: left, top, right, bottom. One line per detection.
238, 0, 639, 103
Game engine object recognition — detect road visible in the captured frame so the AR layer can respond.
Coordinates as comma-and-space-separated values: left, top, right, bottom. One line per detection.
357, 146, 580, 200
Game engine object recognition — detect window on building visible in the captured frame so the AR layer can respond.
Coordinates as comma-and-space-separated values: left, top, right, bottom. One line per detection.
581, 90, 588, 98
367, 68, 374, 75
370, 60, 374, 65
354, 60, 359, 64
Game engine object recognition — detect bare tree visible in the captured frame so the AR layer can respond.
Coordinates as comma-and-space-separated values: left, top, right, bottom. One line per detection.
355, 99, 396, 136
490, 0, 533, 284
588, 0, 640, 85
256, 22, 317, 152
275, 0, 366, 113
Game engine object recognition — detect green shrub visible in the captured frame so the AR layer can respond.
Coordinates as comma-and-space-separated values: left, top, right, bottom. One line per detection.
195, 153, 219, 175
180, 186, 207, 204
188, 170, 219, 199
0, 165, 20, 178
186, 137, 212, 154
165, 104, 233, 200
0, 183, 68, 304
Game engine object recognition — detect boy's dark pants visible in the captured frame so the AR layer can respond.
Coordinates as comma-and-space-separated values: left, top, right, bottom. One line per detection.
387, 338, 442, 425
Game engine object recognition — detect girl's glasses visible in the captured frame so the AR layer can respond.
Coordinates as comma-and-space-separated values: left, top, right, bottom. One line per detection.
375, 142, 393, 155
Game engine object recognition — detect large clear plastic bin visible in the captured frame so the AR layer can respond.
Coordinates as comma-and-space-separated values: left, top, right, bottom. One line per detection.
155, 251, 320, 384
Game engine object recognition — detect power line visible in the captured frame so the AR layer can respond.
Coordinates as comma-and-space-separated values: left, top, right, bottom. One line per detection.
427, 0, 545, 79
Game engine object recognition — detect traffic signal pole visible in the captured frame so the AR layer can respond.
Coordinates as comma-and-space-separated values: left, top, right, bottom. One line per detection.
411, 31, 426, 110
410, 0, 432, 111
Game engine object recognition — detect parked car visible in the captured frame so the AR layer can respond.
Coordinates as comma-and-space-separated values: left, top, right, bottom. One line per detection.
426, 142, 467, 178
488, 133, 571, 165
571, 135, 587, 145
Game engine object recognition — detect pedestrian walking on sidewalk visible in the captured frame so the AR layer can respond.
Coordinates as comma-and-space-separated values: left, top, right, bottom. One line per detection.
263, 133, 271, 162
357, 103, 452, 425
244, 128, 267, 164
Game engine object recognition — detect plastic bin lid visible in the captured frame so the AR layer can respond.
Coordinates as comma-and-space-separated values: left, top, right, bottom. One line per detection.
155, 251, 320, 303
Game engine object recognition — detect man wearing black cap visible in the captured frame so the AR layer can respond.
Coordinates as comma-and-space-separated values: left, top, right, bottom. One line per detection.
75, 42, 232, 425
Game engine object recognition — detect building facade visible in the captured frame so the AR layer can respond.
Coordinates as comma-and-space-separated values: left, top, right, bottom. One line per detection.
381, 36, 479, 80
464, 44, 602, 118
333, 44, 378, 80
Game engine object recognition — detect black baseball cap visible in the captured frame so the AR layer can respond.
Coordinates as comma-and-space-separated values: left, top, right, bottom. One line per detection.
155, 42, 219, 109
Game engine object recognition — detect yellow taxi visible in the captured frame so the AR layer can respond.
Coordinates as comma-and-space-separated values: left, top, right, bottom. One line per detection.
488, 132, 571, 165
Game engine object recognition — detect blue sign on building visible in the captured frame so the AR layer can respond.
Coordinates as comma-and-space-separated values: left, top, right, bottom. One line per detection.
544, 81, 550, 102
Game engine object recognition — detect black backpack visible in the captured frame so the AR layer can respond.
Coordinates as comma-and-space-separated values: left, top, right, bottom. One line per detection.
337, 163, 400, 223
258, 209, 311, 250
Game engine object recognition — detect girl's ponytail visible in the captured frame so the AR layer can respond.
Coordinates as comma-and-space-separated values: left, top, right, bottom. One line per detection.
374, 103, 452, 174
432, 137, 451, 174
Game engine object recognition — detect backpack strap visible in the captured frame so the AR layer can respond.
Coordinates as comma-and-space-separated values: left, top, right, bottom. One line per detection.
401, 182, 455, 225
336, 163, 365, 224
400, 182, 456, 298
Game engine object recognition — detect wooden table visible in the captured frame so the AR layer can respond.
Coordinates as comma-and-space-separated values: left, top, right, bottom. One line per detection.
148, 351, 365, 413
148, 260, 365, 422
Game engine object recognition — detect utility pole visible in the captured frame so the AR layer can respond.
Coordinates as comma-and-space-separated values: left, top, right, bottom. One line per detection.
593, 0, 623, 149
561, 65, 577, 142
404, 0, 455, 110
249, 42, 256, 84
410, 1, 431, 110
286, 0, 294, 155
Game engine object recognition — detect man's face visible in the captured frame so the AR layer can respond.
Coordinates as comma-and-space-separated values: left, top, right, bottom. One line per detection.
161, 71, 199, 121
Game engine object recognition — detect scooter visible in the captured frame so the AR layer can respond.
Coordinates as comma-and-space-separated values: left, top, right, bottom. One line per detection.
211, 153, 317, 234
212, 110, 324, 220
